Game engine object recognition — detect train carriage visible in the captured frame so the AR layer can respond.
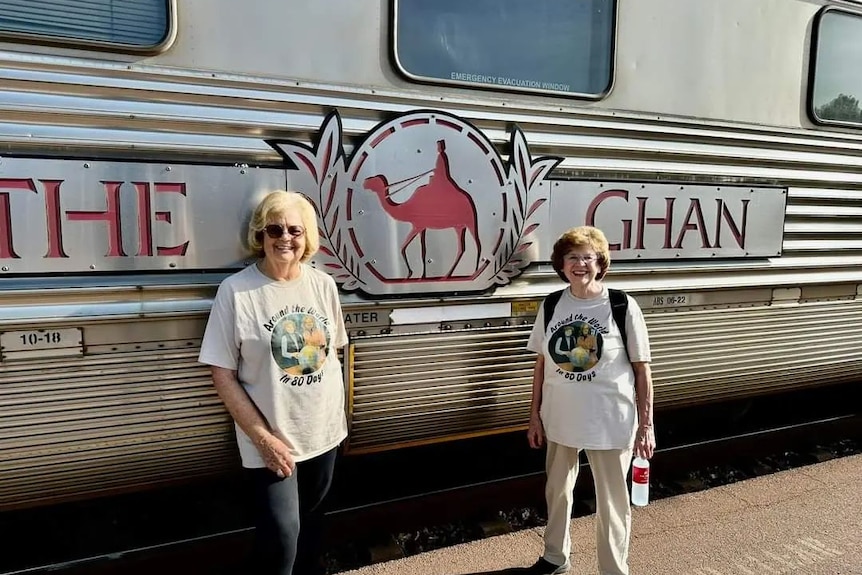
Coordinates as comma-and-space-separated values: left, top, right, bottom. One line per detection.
1, 0, 862, 511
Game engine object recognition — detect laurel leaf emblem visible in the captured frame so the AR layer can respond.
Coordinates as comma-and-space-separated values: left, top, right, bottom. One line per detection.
492, 128, 562, 285
269, 112, 365, 290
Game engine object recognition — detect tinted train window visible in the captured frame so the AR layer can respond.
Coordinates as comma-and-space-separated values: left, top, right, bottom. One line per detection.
393, 0, 615, 98
0, 0, 172, 51
811, 8, 862, 126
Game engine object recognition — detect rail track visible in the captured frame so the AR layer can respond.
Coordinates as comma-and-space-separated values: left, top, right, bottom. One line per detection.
2, 383, 860, 575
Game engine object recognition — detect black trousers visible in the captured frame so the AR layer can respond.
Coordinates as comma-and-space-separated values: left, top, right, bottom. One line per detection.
246, 447, 337, 575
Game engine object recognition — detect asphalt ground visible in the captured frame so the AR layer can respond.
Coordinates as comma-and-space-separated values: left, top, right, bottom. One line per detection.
340, 453, 862, 575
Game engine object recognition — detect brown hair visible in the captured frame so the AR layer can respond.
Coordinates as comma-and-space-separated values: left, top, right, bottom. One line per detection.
247, 190, 320, 262
550, 226, 611, 281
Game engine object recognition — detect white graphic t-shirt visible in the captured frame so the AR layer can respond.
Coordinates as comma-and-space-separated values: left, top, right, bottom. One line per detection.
199, 263, 349, 467
526, 287, 651, 450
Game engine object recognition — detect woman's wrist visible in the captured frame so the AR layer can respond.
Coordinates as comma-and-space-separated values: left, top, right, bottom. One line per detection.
253, 430, 277, 450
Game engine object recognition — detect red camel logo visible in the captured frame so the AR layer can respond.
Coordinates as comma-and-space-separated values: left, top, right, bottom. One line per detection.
268, 110, 561, 296
362, 140, 480, 278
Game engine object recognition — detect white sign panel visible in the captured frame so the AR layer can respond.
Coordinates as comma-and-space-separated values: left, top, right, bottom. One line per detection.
548, 182, 785, 259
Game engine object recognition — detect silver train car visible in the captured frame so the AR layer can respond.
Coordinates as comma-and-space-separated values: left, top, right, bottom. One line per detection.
1, 0, 862, 511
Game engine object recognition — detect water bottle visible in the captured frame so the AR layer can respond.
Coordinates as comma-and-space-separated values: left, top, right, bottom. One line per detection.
631, 456, 650, 506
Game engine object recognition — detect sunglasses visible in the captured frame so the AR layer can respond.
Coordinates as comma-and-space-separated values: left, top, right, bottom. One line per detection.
262, 224, 305, 239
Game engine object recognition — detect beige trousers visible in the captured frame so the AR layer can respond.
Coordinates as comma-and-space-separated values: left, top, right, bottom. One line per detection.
543, 441, 633, 575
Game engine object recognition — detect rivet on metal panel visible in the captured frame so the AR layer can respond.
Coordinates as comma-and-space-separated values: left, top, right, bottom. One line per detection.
484, 322, 492, 328
83, 163, 90, 168
1, 266, 7, 271
426, 258, 433, 263
443, 324, 452, 330
358, 210, 364, 215
465, 323, 472, 329
357, 330, 366, 336
370, 259, 376, 264
169, 262, 177, 268
165, 166, 172, 172
89, 264, 96, 269
504, 320, 511, 326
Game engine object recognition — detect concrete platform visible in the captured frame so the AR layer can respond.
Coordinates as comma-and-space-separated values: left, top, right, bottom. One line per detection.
341, 454, 862, 575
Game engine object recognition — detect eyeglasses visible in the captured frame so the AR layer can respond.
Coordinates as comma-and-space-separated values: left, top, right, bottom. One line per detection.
565, 254, 598, 264
262, 224, 305, 239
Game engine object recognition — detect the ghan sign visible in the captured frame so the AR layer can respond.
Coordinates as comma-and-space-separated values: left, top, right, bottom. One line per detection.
0, 110, 786, 295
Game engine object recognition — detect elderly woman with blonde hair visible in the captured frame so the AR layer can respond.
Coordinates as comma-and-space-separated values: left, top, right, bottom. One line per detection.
525, 226, 655, 575
199, 190, 347, 575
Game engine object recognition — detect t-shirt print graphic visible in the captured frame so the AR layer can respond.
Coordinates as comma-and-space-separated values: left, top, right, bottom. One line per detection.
269, 313, 330, 376
549, 321, 602, 373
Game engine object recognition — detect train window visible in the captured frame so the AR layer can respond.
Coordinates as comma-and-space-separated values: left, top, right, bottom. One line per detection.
0, 0, 173, 52
810, 8, 862, 127
392, 0, 615, 99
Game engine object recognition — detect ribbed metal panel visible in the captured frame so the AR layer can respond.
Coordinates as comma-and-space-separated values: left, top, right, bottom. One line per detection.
345, 296, 862, 453
783, 188, 862, 254
346, 326, 535, 453
0, 314, 237, 511
2, 66, 862, 294
649, 298, 862, 403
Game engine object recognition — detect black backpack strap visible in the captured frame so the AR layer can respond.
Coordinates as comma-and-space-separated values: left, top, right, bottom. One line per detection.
608, 288, 630, 360
542, 289, 566, 332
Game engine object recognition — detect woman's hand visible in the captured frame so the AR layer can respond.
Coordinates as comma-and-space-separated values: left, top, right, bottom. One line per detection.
527, 412, 545, 449
257, 433, 296, 478
634, 424, 655, 459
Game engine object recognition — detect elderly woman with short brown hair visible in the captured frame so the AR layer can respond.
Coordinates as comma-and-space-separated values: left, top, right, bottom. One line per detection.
525, 225, 655, 575
199, 190, 347, 575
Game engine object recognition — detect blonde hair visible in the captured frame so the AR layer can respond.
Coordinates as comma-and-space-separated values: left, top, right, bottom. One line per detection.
550, 226, 611, 281
247, 191, 320, 262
